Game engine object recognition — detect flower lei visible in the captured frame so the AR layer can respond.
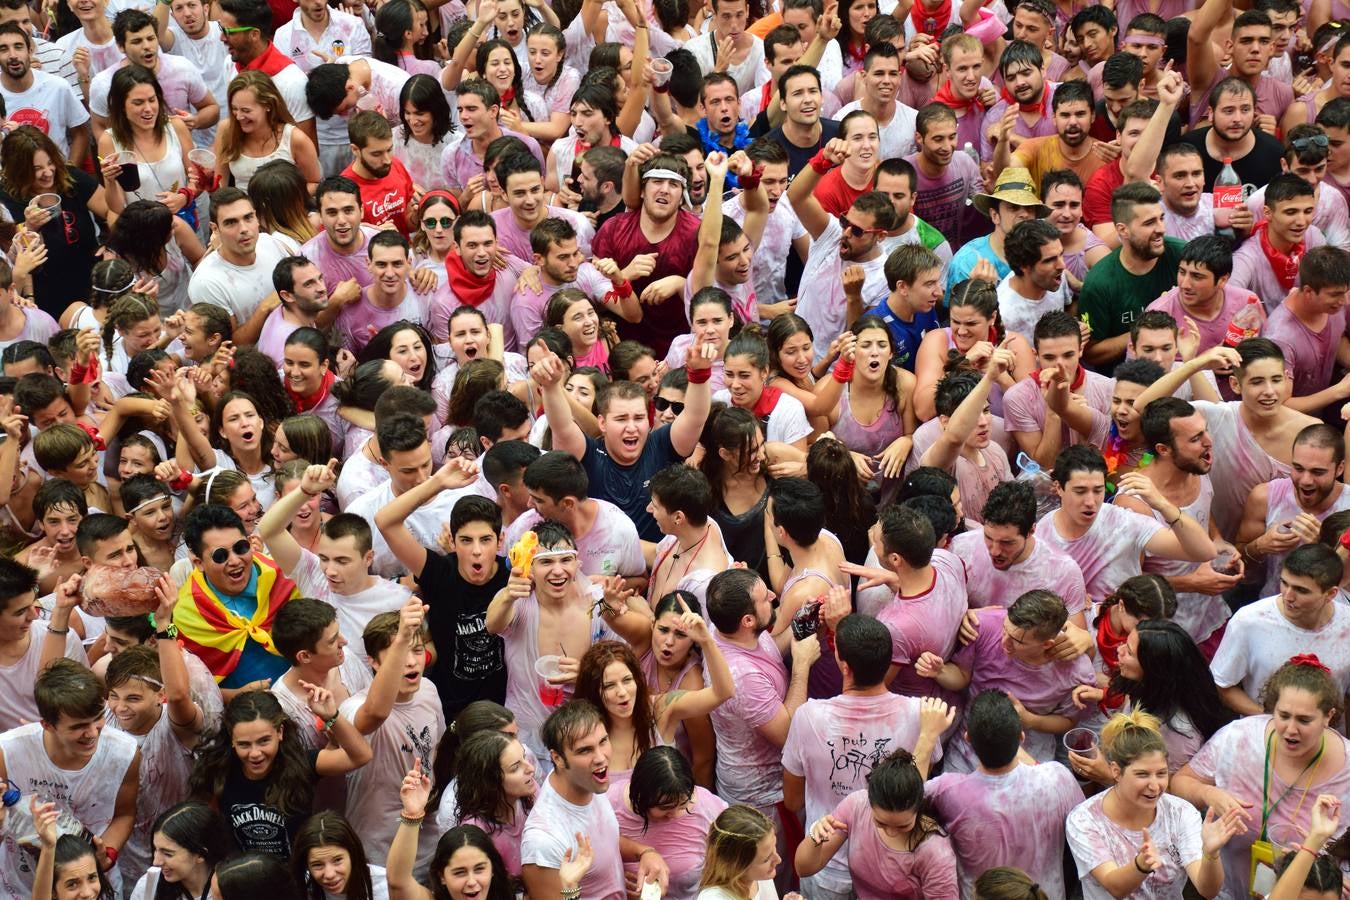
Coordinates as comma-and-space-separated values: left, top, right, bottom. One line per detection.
697, 118, 753, 187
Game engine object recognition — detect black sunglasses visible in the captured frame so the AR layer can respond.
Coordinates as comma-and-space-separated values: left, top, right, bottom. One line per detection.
422, 216, 455, 230
837, 214, 882, 239
209, 539, 252, 565
1292, 134, 1330, 152
654, 397, 685, 415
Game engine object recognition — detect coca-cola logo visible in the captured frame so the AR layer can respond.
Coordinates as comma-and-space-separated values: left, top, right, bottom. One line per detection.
7, 107, 49, 135
368, 188, 407, 222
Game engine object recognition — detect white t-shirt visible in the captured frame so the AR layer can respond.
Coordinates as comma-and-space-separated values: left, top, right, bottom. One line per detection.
712, 389, 812, 445
1210, 595, 1350, 708
1067, 791, 1202, 900
88, 54, 208, 122
187, 233, 290, 324
1035, 503, 1165, 602
521, 777, 626, 900
838, 98, 919, 160
288, 548, 413, 650
798, 218, 889, 357
164, 20, 233, 148
0, 70, 90, 154
996, 272, 1071, 346
270, 61, 315, 124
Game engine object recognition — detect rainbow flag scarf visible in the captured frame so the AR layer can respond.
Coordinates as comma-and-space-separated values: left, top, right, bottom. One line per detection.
174, 553, 299, 682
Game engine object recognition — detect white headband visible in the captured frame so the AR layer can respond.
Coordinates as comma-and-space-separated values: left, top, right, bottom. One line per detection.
642, 168, 688, 186
127, 493, 172, 515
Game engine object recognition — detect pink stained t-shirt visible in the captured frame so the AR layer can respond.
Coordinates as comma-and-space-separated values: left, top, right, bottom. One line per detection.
503, 500, 647, 579
875, 549, 969, 699
1034, 502, 1165, 602
950, 529, 1088, 617
1136, 476, 1231, 646
928, 761, 1083, 900
946, 607, 1097, 770
490, 206, 594, 262
904, 151, 981, 250
520, 777, 626, 900
1258, 479, 1350, 596
300, 224, 382, 291
1230, 225, 1328, 312
1002, 368, 1114, 445
462, 803, 528, 878
709, 628, 789, 809
608, 786, 727, 900
1190, 399, 1291, 540
1209, 595, 1350, 709
781, 691, 938, 895
509, 262, 613, 348
1263, 302, 1349, 400
1066, 791, 1204, 900
1186, 716, 1350, 899
832, 789, 960, 900
1146, 285, 1264, 359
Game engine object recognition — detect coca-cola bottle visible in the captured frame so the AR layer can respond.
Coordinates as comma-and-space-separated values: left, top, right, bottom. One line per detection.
1223, 295, 1265, 348
1213, 157, 1243, 243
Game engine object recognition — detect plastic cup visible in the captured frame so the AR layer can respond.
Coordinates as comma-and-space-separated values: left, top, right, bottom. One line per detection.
33, 193, 60, 215
355, 90, 380, 111
535, 655, 566, 707
1063, 727, 1099, 756
113, 151, 141, 192
187, 148, 219, 192
1213, 549, 1239, 575
650, 58, 673, 86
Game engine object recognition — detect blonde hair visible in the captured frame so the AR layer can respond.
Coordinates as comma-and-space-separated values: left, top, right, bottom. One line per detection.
220, 71, 296, 165
974, 867, 1050, 900
699, 805, 774, 899
1101, 709, 1166, 767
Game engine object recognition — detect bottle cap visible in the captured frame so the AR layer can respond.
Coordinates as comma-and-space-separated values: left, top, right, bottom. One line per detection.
1, 785, 18, 807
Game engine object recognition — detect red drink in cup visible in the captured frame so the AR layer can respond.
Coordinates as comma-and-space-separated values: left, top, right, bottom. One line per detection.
535, 655, 566, 707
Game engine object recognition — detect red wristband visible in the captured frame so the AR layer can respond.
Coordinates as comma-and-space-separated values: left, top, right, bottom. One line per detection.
809, 150, 833, 175
687, 365, 711, 384
69, 355, 101, 384
169, 469, 193, 492
738, 165, 764, 192
832, 358, 855, 383
613, 279, 634, 298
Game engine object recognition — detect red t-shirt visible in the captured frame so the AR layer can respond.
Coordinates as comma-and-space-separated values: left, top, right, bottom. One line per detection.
342, 157, 415, 236
1082, 158, 1125, 228
592, 208, 700, 358
812, 167, 873, 217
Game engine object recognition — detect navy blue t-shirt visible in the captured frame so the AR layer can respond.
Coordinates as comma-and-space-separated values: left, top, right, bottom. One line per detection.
581, 425, 681, 542
867, 299, 940, 371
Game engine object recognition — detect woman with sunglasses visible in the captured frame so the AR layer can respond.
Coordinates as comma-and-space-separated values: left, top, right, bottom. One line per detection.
395, 76, 457, 192
0, 125, 110, 320
190, 690, 372, 861
654, 368, 688, 428
611, 747, 728, 900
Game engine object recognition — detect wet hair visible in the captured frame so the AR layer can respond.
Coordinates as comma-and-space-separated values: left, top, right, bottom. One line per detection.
108, 199, 173, 275
835, 614, 892, 687
876, 503, 935, 568
980, 481, 1037, 536
540, 699, 605, 761
292, 812, 375, 900
700, 805, 775, 892
427, 825, 513, 900
1100, 708, 1167, 767
628, 746, 695, 832
649, 463, 713, 528
448, 359, 506, 428
865, 749, 944, 849
965, 689, 1023, 769
75, 512, 129, 559
1113, 357, 1165, 390
1007, 589, 1068, 641
429, 701, 516, 807
698, 406, 763, 508
1097, 573, 1177, 624
576, 640, 654, 756
453, 730, 535, 831
0, 556, 37, 611
1281, 543, 1344, 591
33, 478, 88, 522
1004, 219, 1062, 277
35, 657, 105, 724
1051, 444, 1108, 486
52, 835, 116, 899
1111, 620, 1235, 741
333, 359, 400, 411
705, 568, 764, 635
808, 437, 876, 563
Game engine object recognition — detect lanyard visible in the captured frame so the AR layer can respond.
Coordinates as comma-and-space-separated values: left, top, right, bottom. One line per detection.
1260, 729, 1326, 840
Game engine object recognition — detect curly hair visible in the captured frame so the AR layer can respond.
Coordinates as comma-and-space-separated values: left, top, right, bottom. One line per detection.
190, 691, 316, 817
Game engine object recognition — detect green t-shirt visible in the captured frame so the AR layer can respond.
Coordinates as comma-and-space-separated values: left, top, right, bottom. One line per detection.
1078, 237, 1187, 341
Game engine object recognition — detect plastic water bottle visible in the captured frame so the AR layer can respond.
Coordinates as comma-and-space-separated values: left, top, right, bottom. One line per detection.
1014, 452, 1061, 519
1213, 157, 1243, 242
1223, 295, 1264, 348
0, 784, 39, 851
963, 141, 980, 168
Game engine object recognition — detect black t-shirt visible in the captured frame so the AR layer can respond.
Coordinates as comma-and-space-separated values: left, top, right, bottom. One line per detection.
1178, 127, 1287, 192
765, 119, 841, 178
417, 550, 508, 718
581, 425, 681, 542
220, 749, 320, 859
0, 167, 99, 322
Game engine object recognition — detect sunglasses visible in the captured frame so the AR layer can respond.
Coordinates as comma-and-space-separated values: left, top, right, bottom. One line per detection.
1291, 134, 1330, 151
220, 24, 257, 33
422, 216, 455, 231
838, 214, 883, 238
654, 397, 685, 415
209, 539, 252, 565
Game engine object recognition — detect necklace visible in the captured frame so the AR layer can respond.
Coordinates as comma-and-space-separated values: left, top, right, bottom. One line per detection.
671, 526, 711, 561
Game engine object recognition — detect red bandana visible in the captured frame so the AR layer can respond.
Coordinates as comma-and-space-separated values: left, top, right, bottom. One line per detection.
445, 253, 497, 307
573, 134, 623, 157
751, 386, 782, 419
758, 81, 774, 115
846, 40, 867, 66
500, 86, 516, 105
999, 82, 1051, 117
932, 78, 984, 115
285, 368, 335, 413
909, 0, 952, 38
1254, 220, 1304, 291
1028, 365, 1086, 391
241, 42, 293, 77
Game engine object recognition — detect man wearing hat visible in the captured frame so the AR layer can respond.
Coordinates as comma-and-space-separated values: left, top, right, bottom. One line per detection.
945, 166, 1050, 296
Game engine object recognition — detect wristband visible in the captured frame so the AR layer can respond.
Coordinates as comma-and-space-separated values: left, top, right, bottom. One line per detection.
809, 149, 833, 175
69, 355, 101, 384
169, 469, 194, 492
47, 626, 69, 635
1134, 855, 1151, 874
1299, 844, 1320, 857
399, 814, 425, 826
613, 279, 633, 298
738, 165, 763, 192
687, 364, 711, 384
177, 186, 196, 204
831, 357, 855, 383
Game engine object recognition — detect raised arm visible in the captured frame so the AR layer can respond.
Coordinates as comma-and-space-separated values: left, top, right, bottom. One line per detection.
387, 761, 436, 900
39, 575, 85, 670
660, 599, 735, 722
533, 351, 588, 459
1186, 0, 1227, 96
921, 347, 1011, 470
786, 137, 849, 240
486, 565, 532, 635
374, 457, 480, 576
1133, 346, 1242, 410
670, 336, 716, 457
153, 575, 204, 746
1118, 471, 1218, 563
443, 0, 496, 90
352, 598, 427, 734
1123, 69, 1183, 183
690, 152, 730, 294
258, 460, 338, 574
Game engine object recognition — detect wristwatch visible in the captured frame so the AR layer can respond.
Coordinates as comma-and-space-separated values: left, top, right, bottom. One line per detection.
156, 623, 178, 640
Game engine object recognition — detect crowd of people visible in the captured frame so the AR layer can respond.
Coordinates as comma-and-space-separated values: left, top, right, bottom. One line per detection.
0, 0, 1348, 896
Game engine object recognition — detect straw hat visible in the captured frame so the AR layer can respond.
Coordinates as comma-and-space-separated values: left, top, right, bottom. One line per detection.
971, 167, 1052, 218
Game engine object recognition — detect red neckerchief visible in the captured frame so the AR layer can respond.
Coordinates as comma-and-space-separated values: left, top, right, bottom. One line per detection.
909, 0, 952, 38
846, 40, 867, 66
751, 385, 782, 419
999, 81, 1051, 117
286, 368, 335, 412
445, 253, 497, 307
1254, 220, 1304, 291
758, 81, 774, 114
573, 134, 623, 157
500, 86, 516, 104
1028, 365, 1086, 391
240, 42, 292, 76
932, 78, 984, 114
